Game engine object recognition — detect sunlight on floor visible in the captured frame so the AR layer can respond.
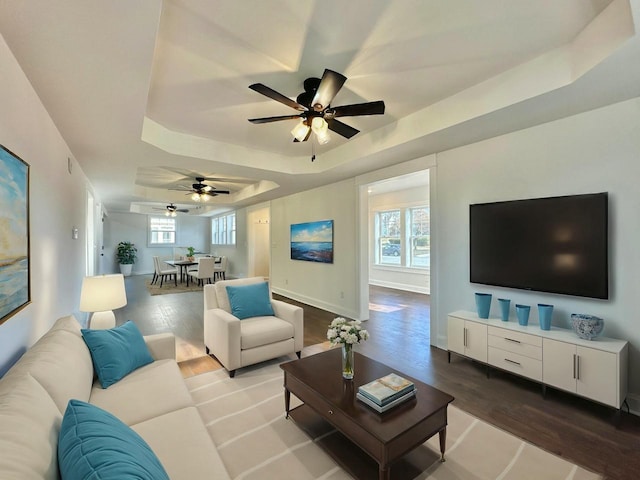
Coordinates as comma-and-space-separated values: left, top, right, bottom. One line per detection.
368, 303, 405, 313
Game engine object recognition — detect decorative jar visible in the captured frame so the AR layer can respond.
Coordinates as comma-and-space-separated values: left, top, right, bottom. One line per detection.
571, 314, 604, 340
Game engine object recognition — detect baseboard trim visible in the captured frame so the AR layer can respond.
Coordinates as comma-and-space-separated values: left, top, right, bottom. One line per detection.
369, 279, 429, 295
271, 287, 360, 320
626, 393, 640, 416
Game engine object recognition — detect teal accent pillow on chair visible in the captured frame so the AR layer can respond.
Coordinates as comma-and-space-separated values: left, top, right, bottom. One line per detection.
81, 320, 154, 388
58, 399, 169, 480
226, 282, 275, 320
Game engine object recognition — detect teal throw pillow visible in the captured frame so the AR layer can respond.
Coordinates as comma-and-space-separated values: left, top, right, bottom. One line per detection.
58, 399, 169, 480
81, 320, 154, 388
226, 282, 275, 320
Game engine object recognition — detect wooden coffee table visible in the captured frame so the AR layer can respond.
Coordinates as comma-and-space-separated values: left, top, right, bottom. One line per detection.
280, 348, 454, 480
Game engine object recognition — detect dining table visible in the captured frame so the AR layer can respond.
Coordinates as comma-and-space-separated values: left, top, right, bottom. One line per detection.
164, 259, 198, 283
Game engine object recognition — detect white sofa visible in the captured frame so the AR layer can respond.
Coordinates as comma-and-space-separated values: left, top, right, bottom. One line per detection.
204, 277, 304, 377
0, 315, 231, 480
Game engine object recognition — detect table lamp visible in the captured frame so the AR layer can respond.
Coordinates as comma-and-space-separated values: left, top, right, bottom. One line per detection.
79, 274, 127, 329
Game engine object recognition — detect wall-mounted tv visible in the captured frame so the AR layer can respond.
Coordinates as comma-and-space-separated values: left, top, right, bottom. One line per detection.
469, 192, 608, 299
290, 220, 334, 263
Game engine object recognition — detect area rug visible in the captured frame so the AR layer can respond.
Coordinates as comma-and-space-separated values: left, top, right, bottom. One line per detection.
145, 280, 203, 295
185, 361, 600, 480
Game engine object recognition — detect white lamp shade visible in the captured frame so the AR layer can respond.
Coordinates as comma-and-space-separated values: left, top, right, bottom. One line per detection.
311, 117, 328, 134
79, 274, 127, 312
291, 121, 310, 142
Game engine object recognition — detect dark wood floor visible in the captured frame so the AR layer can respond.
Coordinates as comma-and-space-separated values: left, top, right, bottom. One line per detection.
117, 274, 639, 480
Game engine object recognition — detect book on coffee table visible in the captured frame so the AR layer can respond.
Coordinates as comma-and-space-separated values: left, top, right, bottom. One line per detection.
358, 373, 415, 407
357, 388, 416, 413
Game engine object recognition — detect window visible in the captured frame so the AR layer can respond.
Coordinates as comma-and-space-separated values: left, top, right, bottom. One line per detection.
377, 210, 401, 265
149, 217, 176, 245
374, 206, 429, 269
212, 212, 236, 245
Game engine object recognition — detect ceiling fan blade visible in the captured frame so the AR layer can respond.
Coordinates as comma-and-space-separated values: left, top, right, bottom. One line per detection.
210, 190, 230, 194
248, 114, 302, 124
249, 83, 307, 111
327, 119, 359, 139
332, 100, 385, 117
311, 69, 347, 111
177, 209, 189, 213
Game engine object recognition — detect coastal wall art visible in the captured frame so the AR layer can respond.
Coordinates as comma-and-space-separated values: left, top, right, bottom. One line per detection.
290, 219, 333, 264
0, 145, 30, 324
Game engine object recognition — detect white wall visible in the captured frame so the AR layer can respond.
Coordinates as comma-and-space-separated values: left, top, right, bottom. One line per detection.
247, 203, 270, 278
369, 186, 430, 294
0, 32, 95, 374
270, 179, 358, 319
433, 97, 640, 402
105, 212, 211, 275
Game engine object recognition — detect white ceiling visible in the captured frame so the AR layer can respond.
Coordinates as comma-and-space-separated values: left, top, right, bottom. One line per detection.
1, 0, 639, 215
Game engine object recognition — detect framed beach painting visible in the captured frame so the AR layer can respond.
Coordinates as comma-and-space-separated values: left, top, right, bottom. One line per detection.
0, 145, 30, 324
290, 220, 333, 264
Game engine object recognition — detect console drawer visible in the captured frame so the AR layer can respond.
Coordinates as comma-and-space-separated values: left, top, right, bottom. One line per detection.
488, 326, 542, 360
488, 347, 542, 381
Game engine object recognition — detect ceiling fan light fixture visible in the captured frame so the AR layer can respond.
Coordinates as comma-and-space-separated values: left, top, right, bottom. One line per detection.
165, 210, 176, 217
315, 129, 331, 145
191, 192, 201, 202
291, 121, 310, 142
311, 116, 328, 134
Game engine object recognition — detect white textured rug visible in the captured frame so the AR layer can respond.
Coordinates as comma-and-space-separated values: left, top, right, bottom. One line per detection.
185, 361, 600, 480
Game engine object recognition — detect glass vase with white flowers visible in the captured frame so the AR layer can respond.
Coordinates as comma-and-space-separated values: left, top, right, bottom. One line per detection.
327, 317, 369, 379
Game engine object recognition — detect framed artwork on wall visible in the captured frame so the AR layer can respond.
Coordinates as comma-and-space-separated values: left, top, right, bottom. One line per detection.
0, 145, 31, 324
290, 219, 334, 264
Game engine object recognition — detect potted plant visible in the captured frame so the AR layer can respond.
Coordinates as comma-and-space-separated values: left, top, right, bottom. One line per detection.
116, 241, 137, 276
186, 246, 196, 261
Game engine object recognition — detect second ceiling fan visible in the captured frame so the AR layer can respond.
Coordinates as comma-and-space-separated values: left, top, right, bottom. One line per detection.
248, 69, 385, 143
170, 177, 231, 202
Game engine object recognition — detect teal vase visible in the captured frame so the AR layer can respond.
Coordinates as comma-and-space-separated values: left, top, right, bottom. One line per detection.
538, 304, 553, 331
498, 298, 510, 322
475, 293, 492, 319
516, 304, 530, 326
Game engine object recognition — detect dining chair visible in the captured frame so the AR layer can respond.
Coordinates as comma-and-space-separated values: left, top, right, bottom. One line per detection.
213, 256, 228, 281
187, 257, 215, 286
152, 256, 178, 287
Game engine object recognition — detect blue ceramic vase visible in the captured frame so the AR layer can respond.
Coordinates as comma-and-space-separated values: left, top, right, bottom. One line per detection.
498, 298, 510, 322
475, 293, 492, 319
538, 304, 553, 331
515, 304, 530, 326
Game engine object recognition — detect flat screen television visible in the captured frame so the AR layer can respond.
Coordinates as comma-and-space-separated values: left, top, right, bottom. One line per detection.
469, 192, 608, 299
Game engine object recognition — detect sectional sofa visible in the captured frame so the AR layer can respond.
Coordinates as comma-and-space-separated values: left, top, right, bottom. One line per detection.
0, 315, 231, 479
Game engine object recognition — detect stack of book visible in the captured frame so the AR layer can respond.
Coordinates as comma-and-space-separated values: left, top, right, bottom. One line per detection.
357, 373, 416, 413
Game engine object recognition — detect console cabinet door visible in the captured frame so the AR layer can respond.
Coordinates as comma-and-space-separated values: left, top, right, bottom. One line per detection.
465, 321, 488, 363
542, 339, 576, 393
447, 317, 487, 362
447, 316, 465, 356
576, 346, 617, 407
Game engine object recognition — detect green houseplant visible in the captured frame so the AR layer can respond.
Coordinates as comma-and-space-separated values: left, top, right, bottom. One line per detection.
186, 246, 196, 261
116, 241, 137, 276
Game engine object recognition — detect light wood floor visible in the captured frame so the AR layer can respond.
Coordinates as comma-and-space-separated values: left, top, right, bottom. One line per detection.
116, 274, 639, 480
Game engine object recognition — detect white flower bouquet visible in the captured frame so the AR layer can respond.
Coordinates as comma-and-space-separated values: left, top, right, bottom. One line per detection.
327, 317, 370, 346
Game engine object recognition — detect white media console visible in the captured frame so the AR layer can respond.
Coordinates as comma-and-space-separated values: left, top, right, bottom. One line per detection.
447, 310, 628, 409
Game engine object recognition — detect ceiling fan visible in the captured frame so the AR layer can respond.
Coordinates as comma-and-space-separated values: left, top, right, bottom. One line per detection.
153, 203, 190, 217
170, 177, 231, 202
248, 69, 385, 143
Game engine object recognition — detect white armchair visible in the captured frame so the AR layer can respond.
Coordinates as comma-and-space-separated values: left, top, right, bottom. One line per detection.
203, 277, 303, 377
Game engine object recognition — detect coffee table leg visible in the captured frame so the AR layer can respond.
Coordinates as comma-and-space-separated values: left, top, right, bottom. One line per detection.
284, 387, 291, 419
378, 465, 390, 480
439, 427, 447, 462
